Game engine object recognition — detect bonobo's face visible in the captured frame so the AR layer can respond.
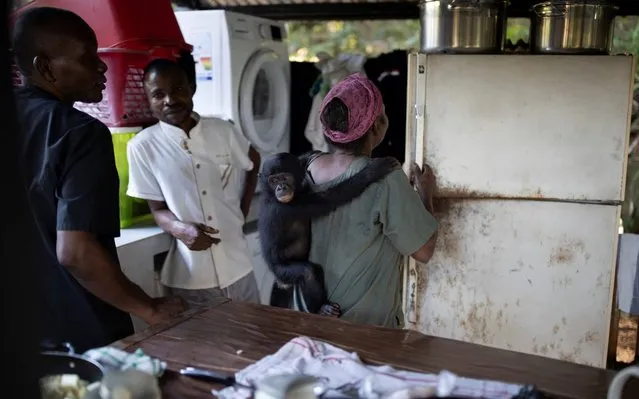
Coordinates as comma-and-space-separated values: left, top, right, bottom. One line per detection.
268, 173, 296, 203
260, 152, 305, 201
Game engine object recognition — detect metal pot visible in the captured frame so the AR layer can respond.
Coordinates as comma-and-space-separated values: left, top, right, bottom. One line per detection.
419, 0, 509, 54
39, 342, 105, 385
608, 365, 639, 399
530, 1, 618, 54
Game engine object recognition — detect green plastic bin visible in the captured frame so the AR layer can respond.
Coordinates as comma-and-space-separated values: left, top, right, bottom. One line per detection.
110, 127, 153, 228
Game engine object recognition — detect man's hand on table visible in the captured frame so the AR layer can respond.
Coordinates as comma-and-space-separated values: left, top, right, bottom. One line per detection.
142, 296, 188, 325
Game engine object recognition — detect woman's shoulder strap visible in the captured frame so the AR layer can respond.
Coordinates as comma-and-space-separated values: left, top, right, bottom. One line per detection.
299, 150, 325, 169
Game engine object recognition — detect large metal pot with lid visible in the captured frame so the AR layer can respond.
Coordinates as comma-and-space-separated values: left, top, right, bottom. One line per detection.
530, 1, 618, 54
419, 0, 509, 54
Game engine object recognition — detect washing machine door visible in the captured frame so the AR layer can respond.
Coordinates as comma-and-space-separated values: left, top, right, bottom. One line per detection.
238, 48, 289, 153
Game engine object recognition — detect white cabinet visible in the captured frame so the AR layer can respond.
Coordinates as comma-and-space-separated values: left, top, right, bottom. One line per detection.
420, 55, 632, 201
417, 199, 620, 366
116, 227, 171, 332
404, 53, 635, 367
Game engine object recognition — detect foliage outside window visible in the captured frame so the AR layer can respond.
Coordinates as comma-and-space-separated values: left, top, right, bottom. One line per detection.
286, 17, 639, 70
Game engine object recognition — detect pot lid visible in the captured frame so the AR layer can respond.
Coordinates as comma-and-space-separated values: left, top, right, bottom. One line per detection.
532, 0, 618, 9
421, 0, 509, 4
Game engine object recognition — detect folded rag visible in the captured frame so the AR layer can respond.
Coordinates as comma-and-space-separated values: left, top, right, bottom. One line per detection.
83, 347, 166, 378
215, 336, 524, 399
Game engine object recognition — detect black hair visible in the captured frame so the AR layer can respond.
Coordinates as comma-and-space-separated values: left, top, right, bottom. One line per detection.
143, 53, 197, 93
143, 58, 182, 79
320, 97, 369, 154
177, 49, 196, 93
12, 7, 93, 76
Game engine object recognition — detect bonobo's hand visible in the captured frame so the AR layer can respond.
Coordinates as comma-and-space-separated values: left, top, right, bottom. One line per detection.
174, 222, 221, 251
409, 162, 437, 201
143, 296, 188, 325
366, 156, 401, 179
380, 156, 401, 171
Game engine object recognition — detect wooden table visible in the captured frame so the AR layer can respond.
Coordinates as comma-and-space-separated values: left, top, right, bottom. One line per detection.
114, 300, 639, 398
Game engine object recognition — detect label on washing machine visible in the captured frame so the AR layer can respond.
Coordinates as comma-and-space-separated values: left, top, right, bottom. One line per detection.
190, 31, 213, 81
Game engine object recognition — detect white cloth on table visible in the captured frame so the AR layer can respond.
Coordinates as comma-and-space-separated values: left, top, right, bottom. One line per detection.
214, 336, 524, 399
83, 347, 166, 377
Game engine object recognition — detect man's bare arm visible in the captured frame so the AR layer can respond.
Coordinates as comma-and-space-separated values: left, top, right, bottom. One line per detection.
56, 231, 155, 322
147, 200, 219, 250
147, 199, 186, 238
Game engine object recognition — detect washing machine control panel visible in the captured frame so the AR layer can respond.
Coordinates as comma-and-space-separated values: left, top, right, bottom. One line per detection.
258, 23, 285, 42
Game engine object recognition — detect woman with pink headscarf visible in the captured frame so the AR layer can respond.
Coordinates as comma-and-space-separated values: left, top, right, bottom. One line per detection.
303, 73, 438, 327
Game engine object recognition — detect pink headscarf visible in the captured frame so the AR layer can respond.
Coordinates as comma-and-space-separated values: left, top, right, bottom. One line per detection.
319, 73, 384, 144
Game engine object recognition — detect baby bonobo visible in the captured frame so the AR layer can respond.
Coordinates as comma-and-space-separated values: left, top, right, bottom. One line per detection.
258, 152, 400, 317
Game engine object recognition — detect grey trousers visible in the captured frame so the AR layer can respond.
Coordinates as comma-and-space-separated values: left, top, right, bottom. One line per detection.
165, 272, 260, 308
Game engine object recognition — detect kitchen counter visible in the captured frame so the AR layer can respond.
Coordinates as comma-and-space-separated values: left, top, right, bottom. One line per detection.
115, 222, 167, 248
113, 300, 639, 399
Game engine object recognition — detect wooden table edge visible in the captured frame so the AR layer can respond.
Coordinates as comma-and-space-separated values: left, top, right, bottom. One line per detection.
112, 298, 231, 351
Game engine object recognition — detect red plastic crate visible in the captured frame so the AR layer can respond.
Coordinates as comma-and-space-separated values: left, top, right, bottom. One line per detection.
11, 0, 186, 50
12, 46, 189, 127
75, 46, 188, 127
10, 1, 194, 127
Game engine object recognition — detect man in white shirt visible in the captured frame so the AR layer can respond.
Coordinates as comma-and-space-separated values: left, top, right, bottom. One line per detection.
126, 58, 261, 306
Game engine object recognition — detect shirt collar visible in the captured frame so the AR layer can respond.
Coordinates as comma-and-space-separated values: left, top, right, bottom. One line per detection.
20, 84, 65, 103
159, 112, 202, 139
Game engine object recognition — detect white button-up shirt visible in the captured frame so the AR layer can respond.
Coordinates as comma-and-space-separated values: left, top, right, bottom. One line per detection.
126, 114, 254, 289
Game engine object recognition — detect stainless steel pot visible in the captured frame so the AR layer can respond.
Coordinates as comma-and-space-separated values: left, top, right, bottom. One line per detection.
530, 1, 618, 54
419, 0, 509, 54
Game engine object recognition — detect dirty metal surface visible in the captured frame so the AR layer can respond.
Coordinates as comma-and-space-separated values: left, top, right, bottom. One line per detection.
409, 199, 620, 368
422, 54, 633, 203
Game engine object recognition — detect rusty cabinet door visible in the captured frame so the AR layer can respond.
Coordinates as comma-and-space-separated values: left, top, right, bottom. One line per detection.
417, 54, 633, 202
403, 53, 635, 368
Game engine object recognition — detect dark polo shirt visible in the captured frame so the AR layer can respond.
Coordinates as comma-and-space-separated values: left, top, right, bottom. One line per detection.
14, 85, 133, 351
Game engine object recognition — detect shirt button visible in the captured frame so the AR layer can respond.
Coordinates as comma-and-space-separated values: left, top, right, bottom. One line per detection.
207, 216, 212, 221
196, 164, 201, 169
202, 190, 207, 195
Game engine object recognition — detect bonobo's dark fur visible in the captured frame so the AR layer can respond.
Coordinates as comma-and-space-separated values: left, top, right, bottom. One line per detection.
258, 152, 400, 315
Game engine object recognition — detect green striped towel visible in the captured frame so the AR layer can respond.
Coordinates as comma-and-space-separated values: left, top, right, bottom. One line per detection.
83, 347, 166, 377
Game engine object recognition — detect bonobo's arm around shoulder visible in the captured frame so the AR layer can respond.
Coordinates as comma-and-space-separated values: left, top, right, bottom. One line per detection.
288, 156, 400, 219
317, 156, 400, 204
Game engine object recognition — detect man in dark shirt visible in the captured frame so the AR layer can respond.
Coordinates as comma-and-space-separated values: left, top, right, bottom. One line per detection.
12, 7, 186, 351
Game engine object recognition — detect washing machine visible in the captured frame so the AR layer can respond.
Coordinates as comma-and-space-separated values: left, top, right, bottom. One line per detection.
174, 10, 291, 173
